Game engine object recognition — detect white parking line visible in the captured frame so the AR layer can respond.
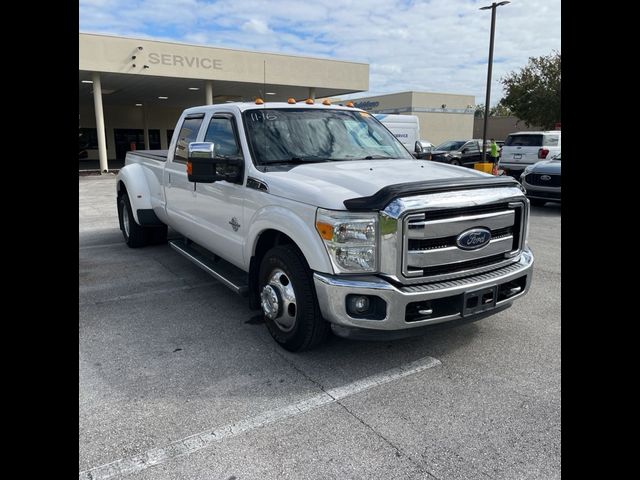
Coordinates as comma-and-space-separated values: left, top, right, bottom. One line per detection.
79, 355, 441, 480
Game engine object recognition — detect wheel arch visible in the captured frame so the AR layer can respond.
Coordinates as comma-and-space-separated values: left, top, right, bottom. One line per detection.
115, 164, 154, 224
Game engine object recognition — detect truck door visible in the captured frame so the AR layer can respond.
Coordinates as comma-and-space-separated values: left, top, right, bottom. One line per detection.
190, 113, 246, 269
163, 114, 205, 234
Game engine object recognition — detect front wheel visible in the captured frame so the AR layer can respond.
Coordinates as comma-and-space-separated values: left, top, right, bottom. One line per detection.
259, 245, 330, 352
449, 158, 462, 166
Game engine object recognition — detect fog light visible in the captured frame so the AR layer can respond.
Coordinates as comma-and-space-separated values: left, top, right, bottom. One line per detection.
348, 295, 370, 314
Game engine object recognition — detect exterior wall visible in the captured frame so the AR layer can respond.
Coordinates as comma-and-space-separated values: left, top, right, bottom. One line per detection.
79, 33, 368, 91
473, 116, 544, 141
79, 104, 184, 159
413, 111, 475, 145
349, 91, 475, 145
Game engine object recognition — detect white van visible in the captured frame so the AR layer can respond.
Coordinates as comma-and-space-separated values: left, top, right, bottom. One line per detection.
499, 131, 561, 176
373, 114, 420, 152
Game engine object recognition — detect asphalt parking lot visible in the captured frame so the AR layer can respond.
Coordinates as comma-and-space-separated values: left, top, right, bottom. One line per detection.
79, 175, 561, 480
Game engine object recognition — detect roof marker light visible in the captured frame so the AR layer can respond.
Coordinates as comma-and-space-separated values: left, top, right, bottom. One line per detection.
287, 98, 296, 104
322, 99, 331, 105
305, 98, 314, 104
255, 98, 264, 104
345, 101, 355, 107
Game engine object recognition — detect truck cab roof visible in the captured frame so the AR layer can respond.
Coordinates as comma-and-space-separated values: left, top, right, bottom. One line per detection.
183, 101, 364, 115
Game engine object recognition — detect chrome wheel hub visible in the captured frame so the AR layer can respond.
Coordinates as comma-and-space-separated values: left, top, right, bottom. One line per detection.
260, 285, 280, 320
260, 269, 297, 332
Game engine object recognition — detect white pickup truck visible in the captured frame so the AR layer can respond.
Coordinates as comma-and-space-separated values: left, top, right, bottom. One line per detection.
116, 101, 533, 351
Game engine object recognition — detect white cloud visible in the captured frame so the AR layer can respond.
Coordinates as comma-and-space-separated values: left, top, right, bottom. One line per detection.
241, 18, 272, 35
79, 0, 561, 105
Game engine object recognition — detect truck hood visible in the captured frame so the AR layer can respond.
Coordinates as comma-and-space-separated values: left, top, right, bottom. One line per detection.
528, 159, 561, 175
259, 159, 490, 210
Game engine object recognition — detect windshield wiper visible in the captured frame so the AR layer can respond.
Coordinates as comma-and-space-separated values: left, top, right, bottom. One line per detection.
358, 155, 395, 160
265, 157, 332, 165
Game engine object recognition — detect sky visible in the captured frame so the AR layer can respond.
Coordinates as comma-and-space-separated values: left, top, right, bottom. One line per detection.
79, 0, 560, 105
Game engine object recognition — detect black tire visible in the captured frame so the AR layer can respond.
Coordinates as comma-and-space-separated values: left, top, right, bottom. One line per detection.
529, 198, 546, 207
118, 192, 147, 248
449, 158, 462, 166
259, 245, 330, 352
147, 224, 168, 245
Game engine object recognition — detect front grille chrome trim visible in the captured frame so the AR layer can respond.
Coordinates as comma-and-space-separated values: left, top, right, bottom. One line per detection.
381, 187, 527, 284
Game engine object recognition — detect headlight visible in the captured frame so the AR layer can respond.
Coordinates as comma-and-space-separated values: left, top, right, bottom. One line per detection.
316, 208, 378, 273
521, 165, 534, 177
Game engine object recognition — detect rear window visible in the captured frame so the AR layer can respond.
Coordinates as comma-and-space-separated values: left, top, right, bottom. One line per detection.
544, 134, 560, 146
504, 134, 543, 147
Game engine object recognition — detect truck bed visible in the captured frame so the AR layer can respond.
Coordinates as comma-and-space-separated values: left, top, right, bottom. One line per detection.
126, 150, 169, 163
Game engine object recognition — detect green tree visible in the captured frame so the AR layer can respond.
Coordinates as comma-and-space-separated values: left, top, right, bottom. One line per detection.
474, 103, 513, 117
499, 51, 561, 129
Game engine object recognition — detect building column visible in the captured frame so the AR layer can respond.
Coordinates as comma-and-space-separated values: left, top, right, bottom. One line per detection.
308, 87, 316, 100
205, 81, 213, 105
142, 105, 150, 150
92, 72, 109, 173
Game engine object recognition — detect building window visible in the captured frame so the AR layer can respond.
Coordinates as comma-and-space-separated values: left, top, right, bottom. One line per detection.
149, 129, 161, 150
79, 128, 98, 149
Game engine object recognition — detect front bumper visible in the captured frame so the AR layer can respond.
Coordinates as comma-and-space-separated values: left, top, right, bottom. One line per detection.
313, 248, 533, 333
521, 177, 561, 202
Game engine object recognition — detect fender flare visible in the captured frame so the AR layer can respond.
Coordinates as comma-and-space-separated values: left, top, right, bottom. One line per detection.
116, 163, 154, 225
245, 205, 334, 274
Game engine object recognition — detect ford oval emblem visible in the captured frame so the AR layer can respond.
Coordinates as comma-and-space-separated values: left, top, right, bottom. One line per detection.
456, 228, 491, 250
540, 174, 551, 181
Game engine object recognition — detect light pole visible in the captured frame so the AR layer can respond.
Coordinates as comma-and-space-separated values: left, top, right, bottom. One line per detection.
480, 1, 510, 163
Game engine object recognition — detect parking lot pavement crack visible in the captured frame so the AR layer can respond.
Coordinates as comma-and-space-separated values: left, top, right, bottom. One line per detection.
334, 399, 441, 480
270, 346, 336, 398
270, 347, 442, 478
79, 355, 440, 480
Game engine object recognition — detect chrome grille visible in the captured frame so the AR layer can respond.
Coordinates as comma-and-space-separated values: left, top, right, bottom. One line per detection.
402, 202, 524, 280
527, 173, 560, 187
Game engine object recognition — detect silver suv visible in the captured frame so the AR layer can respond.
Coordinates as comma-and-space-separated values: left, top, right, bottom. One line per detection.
499, 131, 561, 177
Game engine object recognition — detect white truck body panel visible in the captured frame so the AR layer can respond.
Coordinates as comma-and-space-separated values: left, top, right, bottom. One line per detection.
114, 102, 533, 345
373, 114, 420, 150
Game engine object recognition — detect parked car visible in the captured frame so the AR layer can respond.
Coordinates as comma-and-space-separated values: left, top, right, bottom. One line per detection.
115, 101, 533, 351
430, 139, 488, 167
499, 131, 561, 178
520, 152, 561, 206
414, 140, 434, 159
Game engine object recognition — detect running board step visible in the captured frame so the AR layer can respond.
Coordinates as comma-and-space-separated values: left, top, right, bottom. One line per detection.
169, 239, 249, 296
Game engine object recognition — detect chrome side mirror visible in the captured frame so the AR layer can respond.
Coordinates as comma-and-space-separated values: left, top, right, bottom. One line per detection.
187, 142, 216, 183
188, 142, 215, 159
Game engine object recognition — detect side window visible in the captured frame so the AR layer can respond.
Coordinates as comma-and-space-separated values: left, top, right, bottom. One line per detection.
174, 116, 204, 163
204, 117, 242, 157
463, 141, 478, 152
544, 134, 559, 146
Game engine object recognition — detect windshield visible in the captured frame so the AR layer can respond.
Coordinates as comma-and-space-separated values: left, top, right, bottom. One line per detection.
243, 108, 413, 165
504, 134, 543, 147
434, 140, 465, 151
